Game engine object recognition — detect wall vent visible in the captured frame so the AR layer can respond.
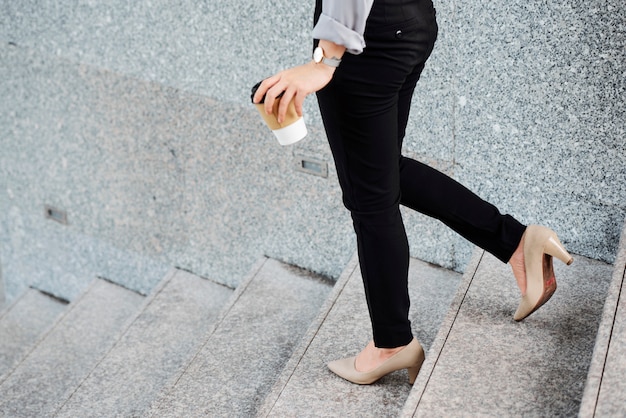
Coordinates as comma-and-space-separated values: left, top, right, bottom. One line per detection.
44, 205, 68, 225
295, 155, 328, 178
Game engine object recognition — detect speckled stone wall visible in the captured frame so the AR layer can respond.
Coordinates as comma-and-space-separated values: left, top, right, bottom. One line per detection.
1, 0, 624, 302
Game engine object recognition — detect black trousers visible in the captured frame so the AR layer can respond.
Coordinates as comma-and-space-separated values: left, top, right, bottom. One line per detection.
315, 0, 526, 348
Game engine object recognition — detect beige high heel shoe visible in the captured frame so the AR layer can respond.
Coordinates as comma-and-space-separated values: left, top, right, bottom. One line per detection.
514, 225, 574, 321
327, 338, 425, 385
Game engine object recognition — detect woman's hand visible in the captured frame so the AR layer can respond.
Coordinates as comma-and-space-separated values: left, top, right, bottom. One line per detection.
253, 61, 335, 124
253, 40, 346, 124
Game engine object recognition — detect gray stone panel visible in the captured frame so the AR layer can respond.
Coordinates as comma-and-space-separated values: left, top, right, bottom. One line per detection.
0, 289, 67, 380
148, 258, 331, 417
449, 0, 626, 263
0, 279, 143, 417
404, 251, 613, 417
54, 269, 232, 417
0, 0, 315, 111
0, 43, 352, 301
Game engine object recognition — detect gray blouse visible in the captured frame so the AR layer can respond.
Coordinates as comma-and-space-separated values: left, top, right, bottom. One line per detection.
311, 0, 375, 55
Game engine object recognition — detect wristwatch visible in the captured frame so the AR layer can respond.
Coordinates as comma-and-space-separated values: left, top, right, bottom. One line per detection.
313, 46, 342, 68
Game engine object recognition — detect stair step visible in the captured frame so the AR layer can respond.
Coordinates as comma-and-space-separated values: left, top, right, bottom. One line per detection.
147, 257, 333, 417
0, 288, 67, 380
580, 223, 626, 417
402, 250, 613, 417
54, 268, 233, 417
259, 255, 462, 417
0, 279, 143, 417
0, 277, 5, 310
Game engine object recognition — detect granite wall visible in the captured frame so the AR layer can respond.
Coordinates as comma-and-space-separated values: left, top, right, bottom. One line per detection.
1, 0, 624, 303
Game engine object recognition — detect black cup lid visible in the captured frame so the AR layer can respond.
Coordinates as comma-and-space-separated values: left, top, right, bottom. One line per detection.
251, 81, 263, 104
250, 80, 284, 104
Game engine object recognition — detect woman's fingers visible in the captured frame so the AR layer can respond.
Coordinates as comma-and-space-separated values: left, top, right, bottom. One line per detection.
253, 76, 282, 113
252, 78, 270, 104
293, 92, 305, 117
276, 84, 309, 123
276, 87, 297, 123
256, 75, 294, 123
254, 62, 334, 123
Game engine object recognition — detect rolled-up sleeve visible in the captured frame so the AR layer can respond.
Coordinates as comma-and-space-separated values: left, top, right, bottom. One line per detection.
311, 0, 375, 55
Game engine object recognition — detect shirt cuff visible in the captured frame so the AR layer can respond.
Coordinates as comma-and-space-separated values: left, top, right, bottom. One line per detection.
312, 14, 366, 55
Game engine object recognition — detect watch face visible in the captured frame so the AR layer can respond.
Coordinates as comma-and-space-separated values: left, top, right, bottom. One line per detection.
313, 46, 323, 63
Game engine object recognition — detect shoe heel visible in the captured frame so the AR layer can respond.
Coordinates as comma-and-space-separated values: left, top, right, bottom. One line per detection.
545, 236, 574, 265
407, 348, 425, 385
407, 365, 420, 385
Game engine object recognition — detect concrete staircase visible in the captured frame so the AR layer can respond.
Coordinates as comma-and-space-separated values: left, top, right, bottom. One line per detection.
0, 279, 143, 416
258, 255, 461, 417
0, 223, 624, 417
146, 259, 332, 417
0, 257, 332, 417
401, 252, 614, 417
0, 288, 67, 381
53, 267, 234, 417
579, 224, 626, 417
402, 223, 625, 418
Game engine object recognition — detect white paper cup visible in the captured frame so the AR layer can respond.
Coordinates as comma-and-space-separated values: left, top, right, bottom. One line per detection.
271, 116, 307, 145
254, 97, 307, 146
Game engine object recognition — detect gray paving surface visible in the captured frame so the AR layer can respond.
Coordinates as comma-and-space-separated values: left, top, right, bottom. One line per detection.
0, 275, 5, 309
580, 223, 626, 417
260, 256, 462, 418
0, 279, 143, 417
403, 250, 613, 417
54, 268, 232, 417
148, 258, 332, 417
0, 288, 67, 380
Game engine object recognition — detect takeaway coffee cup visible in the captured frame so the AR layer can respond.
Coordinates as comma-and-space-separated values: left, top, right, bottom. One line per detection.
251, 81, 307, 146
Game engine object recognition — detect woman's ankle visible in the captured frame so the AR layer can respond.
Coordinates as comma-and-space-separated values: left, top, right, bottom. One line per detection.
355, 341, 407, 373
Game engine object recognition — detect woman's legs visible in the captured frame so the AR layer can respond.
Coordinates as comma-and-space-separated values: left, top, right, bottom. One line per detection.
318, 0, 525, 357
398, 158, 526, 262
316, 1, 434, 352
318, 78, 413, 348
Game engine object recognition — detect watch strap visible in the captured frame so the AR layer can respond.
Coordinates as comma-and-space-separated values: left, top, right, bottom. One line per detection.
321, 56, 341, 68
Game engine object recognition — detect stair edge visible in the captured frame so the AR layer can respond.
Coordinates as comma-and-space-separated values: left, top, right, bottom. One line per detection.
399, 249, 484, 418
52, 267, 179, 415
257, 253, 359, 417
578, 221, 626, 418
144, 257, 269, 414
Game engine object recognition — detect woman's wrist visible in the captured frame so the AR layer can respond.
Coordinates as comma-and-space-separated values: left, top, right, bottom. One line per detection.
318, 39, 347, 61
309, 59, 336, 79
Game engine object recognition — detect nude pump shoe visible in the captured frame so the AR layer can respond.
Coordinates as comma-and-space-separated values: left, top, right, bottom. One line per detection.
327, 338, 425, 385
514, 225, 574, 321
